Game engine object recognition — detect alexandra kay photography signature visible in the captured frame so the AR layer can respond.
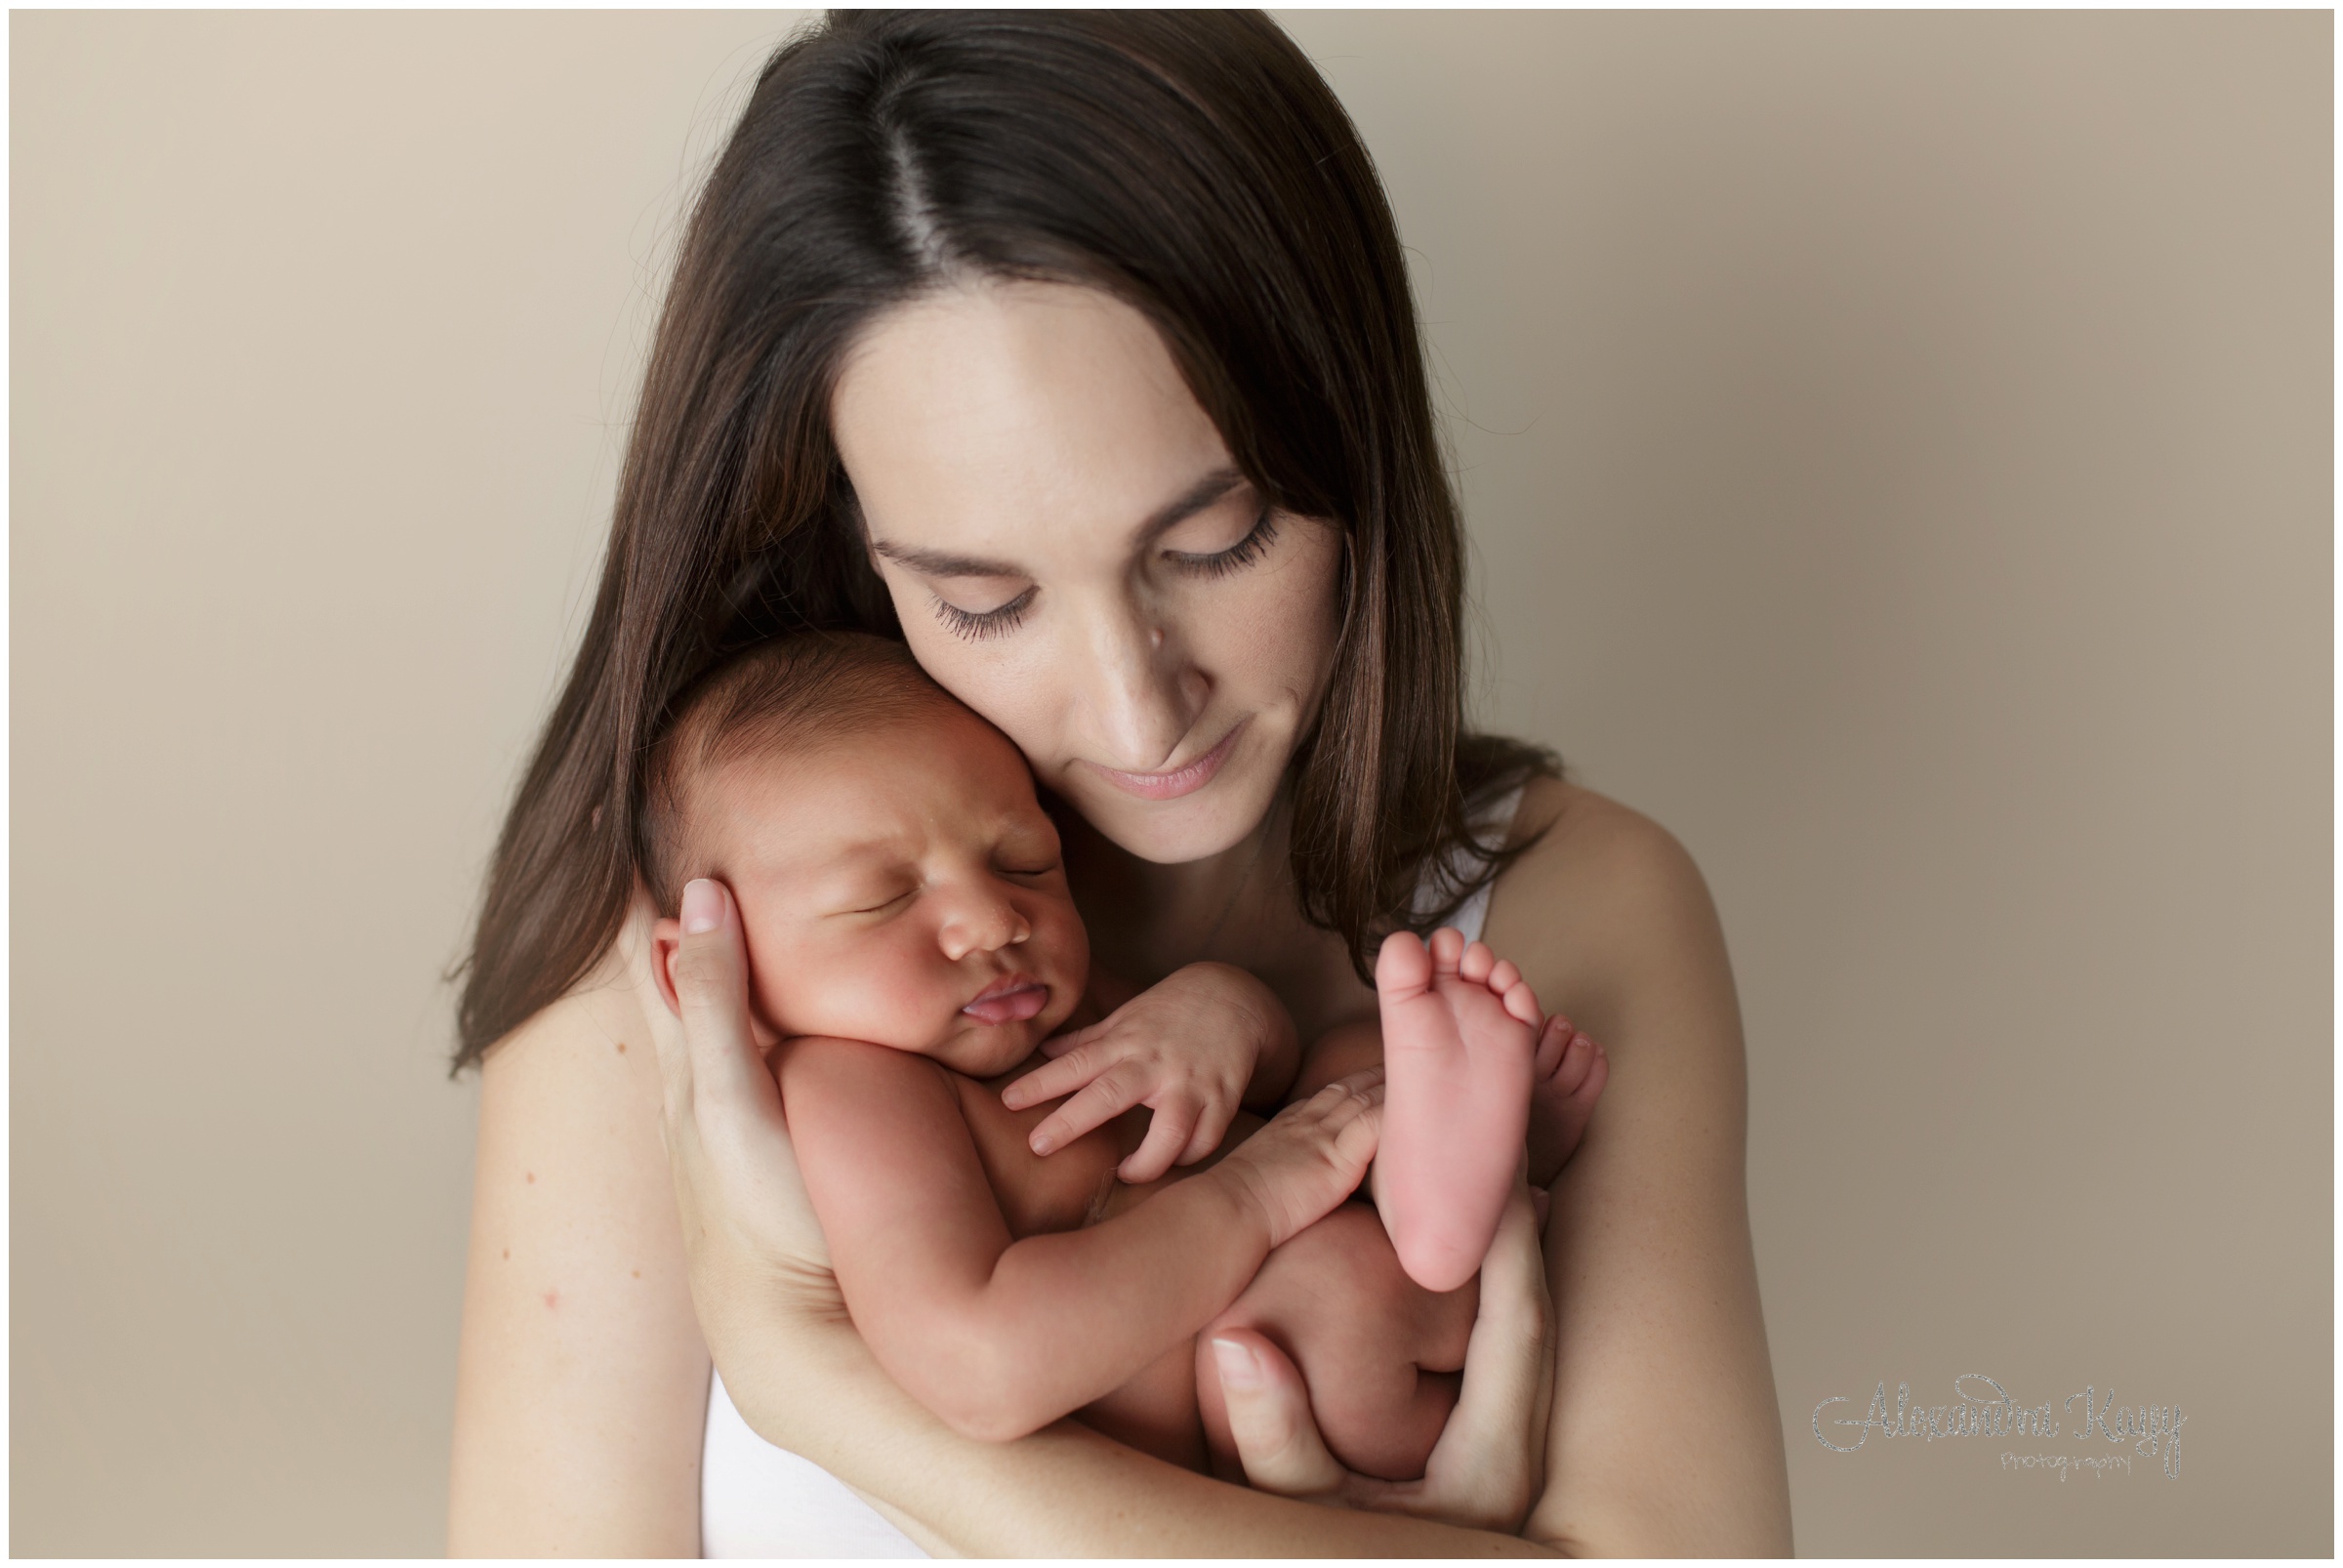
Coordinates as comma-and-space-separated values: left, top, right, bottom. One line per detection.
1812, 1376, 2187, 1479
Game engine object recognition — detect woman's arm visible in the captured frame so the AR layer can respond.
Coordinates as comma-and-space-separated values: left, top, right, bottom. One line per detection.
447, 954, 711, 1555
660, 879, 1563, 1554
1489, 780, 1795, 1555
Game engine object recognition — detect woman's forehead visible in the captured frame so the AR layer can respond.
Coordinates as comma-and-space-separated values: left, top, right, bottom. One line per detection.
832, 280, 1236, 563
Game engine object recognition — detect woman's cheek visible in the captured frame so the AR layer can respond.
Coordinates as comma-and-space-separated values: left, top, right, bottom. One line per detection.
895, 622, 1057, 763
1236, 527, 1344, 707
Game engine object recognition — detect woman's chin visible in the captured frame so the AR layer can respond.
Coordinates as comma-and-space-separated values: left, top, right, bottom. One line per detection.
1057, 764, 1285, 866
1073, 795, 1264, 866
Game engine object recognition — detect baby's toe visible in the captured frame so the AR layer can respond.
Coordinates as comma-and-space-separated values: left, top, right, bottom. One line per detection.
1534, 1016, 1571, 1077
1550, 1032, 1599, 1095
1377, 929, 1434, 995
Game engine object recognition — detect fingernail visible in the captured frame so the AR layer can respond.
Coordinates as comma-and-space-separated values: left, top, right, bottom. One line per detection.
1212, 1337, 1261, 1387
681, 879, 721, 935
1030, 1133, 1053, 1154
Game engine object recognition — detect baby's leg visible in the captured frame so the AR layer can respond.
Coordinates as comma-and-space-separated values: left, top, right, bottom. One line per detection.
1195, 1202, 1477, 1484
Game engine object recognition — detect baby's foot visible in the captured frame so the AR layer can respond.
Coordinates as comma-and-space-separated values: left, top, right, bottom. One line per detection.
1526, 1014, 1608, 1187
1375, 928, 1541, 1293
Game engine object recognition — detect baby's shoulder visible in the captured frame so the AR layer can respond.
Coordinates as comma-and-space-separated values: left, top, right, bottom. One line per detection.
773, 1033, 953, 1094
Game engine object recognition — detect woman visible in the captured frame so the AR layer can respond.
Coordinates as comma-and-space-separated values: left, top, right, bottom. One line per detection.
448, 12, 1790, 1554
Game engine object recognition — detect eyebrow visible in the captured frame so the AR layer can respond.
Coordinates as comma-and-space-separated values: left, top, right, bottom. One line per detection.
867, 466, 1249, 579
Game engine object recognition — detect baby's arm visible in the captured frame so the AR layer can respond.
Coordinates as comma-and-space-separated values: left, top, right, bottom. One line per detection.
780, 1034, 1376, 1444
1002, 962, 1300, 1181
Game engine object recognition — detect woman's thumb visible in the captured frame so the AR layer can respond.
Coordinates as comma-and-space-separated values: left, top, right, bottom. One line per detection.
667, 879, 772, 1110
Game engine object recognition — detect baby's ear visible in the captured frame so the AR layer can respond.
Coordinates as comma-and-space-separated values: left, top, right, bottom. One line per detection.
650, 917, 685, 1017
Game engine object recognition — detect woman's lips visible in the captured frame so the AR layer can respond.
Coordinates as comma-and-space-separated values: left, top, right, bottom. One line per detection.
1085, 722, 1244, 802
962, 976, 1049, 1025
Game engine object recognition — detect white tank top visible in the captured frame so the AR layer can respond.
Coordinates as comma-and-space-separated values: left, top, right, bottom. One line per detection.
699, 786, 1529, 1555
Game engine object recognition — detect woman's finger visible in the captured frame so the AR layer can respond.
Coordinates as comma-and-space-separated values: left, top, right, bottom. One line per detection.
658, 879, 831, 1275
667, 879, 783, 1127
1416, 1178, 1552, 1530
1209, 1329, 1347, 1500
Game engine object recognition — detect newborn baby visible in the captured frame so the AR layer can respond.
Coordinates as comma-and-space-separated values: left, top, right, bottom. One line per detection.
643, 632, 1606, 1479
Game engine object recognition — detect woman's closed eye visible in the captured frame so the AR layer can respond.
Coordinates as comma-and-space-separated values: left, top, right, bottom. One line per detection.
933, 584, 1036, 640
928, 507, 1282, 640
1165, 504, 1279, 579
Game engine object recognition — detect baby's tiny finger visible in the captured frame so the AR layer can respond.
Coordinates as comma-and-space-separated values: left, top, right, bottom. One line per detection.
1120, 1109, 1192, 1183
1002, 1050, 1092, 1110
1039, 1020, 1097, 1060
1028, 1068, 1143, 1156
1178, 1102, 1233, 1167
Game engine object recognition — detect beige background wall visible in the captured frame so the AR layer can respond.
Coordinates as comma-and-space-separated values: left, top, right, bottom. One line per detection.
12, 11, 2328, 1556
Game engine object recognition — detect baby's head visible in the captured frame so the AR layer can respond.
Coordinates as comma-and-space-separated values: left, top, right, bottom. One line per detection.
644, 632, 1089, 1078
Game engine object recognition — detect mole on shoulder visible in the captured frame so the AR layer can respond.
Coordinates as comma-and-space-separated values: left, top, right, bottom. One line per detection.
616, 1041, 627, 1053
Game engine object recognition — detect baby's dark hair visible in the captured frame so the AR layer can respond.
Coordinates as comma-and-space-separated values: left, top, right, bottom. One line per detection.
637, 632, 960, 916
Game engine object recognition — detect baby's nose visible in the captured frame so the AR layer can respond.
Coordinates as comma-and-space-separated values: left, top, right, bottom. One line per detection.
938, 896, 1032, 962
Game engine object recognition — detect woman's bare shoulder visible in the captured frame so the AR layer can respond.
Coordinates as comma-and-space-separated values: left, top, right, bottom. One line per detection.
1489, 779, 1792, 1553
1487, 777, 1732, 1039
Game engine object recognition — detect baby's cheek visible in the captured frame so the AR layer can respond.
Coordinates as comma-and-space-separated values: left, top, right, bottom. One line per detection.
1035, 900, 1089, 981
851, 931, 973, 1049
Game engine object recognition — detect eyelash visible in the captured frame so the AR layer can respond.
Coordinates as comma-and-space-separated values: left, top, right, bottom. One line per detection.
934, 587, 1036, 641
1172, 506, 1279, 579
930, 508, 1281, 641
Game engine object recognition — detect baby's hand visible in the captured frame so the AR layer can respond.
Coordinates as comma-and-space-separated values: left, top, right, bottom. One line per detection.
1214, 1069, 1384, 1249
1003, 962, 1296, 1183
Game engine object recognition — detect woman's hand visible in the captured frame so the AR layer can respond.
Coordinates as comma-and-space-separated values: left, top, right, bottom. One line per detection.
649, 879, 846, 1423
1208, 1181, 1556, 1532
1003, 961, 1301, 1182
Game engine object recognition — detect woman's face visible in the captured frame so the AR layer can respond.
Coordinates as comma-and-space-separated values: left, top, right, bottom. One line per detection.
831, 281, 1345, 866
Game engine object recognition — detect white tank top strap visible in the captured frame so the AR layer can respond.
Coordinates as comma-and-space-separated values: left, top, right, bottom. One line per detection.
1409, 781, 1529, 947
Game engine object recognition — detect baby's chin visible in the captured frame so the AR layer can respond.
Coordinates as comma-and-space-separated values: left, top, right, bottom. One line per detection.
928, 995, 1079, 1079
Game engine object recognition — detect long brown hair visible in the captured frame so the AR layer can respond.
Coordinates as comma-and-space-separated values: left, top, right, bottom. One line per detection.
452, 10, 1553, 1071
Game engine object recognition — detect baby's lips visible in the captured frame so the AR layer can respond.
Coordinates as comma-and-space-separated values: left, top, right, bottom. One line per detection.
961, 981, 1049, 1025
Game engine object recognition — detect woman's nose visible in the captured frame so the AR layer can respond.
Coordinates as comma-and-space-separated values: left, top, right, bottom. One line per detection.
1071, 595, 1209, 770
936, 891, 1032, 963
